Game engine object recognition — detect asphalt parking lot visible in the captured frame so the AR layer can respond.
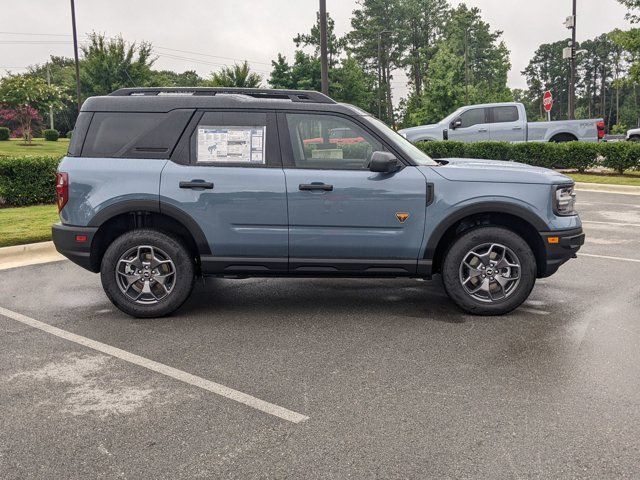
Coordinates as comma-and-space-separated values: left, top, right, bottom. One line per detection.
1, 189, 639, 479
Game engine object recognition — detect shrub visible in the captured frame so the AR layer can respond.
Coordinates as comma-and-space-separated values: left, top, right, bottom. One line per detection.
66, 130, 73, 139
0, 127, 9, 141
0, 156, 61, 206
600, 142, 640, 174
415, 140, 640, 174
43, 129, 60, 141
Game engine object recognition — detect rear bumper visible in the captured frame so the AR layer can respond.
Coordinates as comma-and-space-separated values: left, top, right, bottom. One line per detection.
51, 223, 98, 272
539, 227, 585, 277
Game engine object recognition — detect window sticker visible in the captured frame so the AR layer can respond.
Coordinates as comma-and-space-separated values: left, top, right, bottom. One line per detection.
197, 126, 266, 164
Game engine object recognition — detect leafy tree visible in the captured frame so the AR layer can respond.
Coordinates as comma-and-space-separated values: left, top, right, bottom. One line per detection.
81, 33, 155, 97
27, 56, 78, 134
207, 61, 262, 88
269, 14, 377, 113
397, 0, 450, 95
149, 70, 206, 87
293, 11, 346, 68
522, 39, 571, 121
0, 75, 66, 143
348, 0, 404, 123
617, 0, 640, 23
268, 54, 292, 89
407, 3, 512, 126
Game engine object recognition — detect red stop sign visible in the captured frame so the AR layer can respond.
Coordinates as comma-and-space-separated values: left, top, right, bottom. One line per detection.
543, 90, 553, 112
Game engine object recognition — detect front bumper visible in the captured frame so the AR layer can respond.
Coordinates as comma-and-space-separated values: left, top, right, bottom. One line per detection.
51, 223, 99, 272
539, 227, 585, 278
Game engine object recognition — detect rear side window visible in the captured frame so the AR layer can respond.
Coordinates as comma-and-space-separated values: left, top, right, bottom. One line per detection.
67, 112, 93, 157
81, 110, 193, 158
459, 108, 487, 128
492, 106, 519, 123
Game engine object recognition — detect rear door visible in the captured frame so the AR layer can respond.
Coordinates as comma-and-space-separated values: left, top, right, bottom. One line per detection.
448, 107, 490, 142
280, 112, 427, 275
489, 105, 526, 142
161, 110, 288, 273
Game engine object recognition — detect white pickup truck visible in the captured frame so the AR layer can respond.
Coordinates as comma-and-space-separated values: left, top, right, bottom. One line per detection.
399, 102, 605, 143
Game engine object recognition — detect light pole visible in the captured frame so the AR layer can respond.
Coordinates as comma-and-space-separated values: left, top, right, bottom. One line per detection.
565, 0, 577, 120
70, 0, 82, 113
319, 0, 329, 95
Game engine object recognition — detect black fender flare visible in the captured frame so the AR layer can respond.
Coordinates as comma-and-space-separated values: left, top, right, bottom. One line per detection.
424, 201, 548, 259
87, 199, 212, 255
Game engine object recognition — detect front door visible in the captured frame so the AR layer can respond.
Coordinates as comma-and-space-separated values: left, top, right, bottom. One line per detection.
161, 110, 288, 273
280, 112, 427, 275
448, 106, 491, 142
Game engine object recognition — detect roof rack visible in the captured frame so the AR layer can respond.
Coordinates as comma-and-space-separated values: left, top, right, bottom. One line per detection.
108, 87, 336, 104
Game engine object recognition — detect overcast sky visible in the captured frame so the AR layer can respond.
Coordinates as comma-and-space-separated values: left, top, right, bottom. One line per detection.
0, 0, 633, 102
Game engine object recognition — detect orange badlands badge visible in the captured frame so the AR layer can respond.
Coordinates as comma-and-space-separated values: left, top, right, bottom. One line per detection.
396, 212, 410, 223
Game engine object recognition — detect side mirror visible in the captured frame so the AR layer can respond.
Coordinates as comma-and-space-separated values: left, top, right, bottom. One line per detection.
450, 118, 462, 130
368, 151, 400, 173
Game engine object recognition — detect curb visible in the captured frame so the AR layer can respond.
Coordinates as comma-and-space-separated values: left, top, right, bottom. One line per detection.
574, 182, 640, 196
0, 241, 64, 271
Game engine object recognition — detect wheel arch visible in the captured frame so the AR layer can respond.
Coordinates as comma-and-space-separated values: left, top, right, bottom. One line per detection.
426, 204, 548, 278
549, 132, 578, 142
87, 200, 211, 272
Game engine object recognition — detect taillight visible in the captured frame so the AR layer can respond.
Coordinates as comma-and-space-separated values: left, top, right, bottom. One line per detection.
55, 172, 69, 213
597, 121, 605, 140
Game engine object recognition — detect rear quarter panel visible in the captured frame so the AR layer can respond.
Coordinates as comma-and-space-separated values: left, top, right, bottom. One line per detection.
527, 120, 599, 142
58, 156, 167, 226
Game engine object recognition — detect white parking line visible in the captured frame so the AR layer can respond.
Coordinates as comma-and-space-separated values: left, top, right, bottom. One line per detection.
583, 220, 640, 227
578, 253, 640, 263
0, 306, 308, 424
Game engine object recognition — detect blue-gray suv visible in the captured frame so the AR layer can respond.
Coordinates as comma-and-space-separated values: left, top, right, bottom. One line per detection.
52, 87, 585, 318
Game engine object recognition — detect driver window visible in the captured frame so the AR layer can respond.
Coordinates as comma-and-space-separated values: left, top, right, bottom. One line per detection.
286, 114, 383, 170
459, 108, 486, 128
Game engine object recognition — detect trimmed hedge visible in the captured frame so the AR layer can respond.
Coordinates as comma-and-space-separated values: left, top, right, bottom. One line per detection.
417, 140, 640, 174
0, 156, 61, 207
43, 129, 60, 141
0, 127, 9, 141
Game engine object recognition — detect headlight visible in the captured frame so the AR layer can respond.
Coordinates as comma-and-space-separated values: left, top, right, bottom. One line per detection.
554, 184, 576, 216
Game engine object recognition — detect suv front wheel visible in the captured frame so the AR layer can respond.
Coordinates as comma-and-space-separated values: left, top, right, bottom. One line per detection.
442, 226, 537, 315
100, 229, 195, 318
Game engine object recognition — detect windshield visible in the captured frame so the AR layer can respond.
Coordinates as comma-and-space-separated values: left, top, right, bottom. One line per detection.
365, 116, 438, 166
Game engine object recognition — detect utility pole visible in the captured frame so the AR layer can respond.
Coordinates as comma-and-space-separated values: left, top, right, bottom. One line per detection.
46, 65, 54, 130
568, 0, 577, 120
70, 0, 82, 113
319, 0, 329, 95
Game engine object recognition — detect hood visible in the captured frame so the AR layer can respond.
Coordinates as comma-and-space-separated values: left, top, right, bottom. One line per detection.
398, 123, 443, 141
430, 158, 573, 185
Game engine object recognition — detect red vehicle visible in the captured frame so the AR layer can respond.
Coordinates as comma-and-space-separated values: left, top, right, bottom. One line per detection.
303, 128, 365, 146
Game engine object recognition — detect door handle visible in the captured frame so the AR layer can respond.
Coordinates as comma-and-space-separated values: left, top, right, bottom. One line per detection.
299, 183, 333, 192
478, 128, 488, 133
179, 180, 214, 190
512, 127, 523, 131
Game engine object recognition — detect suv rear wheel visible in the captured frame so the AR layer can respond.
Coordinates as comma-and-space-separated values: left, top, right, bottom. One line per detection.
100, 229, 195, 318
442, 226, 536, 315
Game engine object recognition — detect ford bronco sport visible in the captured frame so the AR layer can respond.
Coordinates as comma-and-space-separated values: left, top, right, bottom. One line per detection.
52, 87, 585, 318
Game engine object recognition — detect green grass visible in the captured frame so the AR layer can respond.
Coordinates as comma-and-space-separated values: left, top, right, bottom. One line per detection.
0, 204, 58, 247
566, 172, 640, 187
0, 138, 68, 157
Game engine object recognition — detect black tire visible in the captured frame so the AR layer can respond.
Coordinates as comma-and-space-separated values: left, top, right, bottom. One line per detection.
550, 133, 577, 143
100, 229, 195, 318
441, 226, 537, 316
629, 135, 640, 142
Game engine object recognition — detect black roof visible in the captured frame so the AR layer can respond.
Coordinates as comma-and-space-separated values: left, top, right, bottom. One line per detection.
81, 87, 363, 115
